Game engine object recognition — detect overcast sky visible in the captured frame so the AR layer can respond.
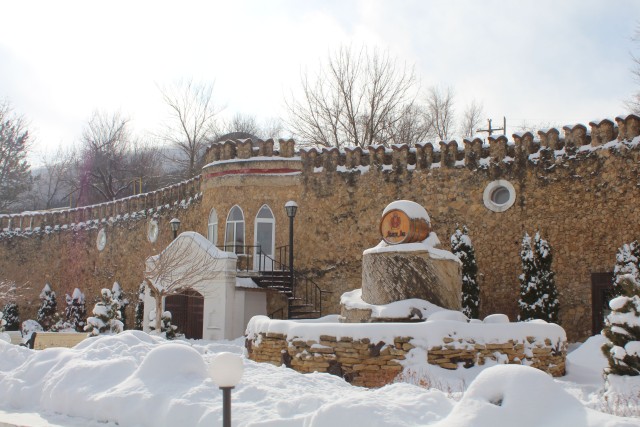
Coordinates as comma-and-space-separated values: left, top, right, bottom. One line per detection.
1, 0, 639, 159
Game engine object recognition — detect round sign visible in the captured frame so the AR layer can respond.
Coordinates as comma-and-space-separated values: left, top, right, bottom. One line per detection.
147, 220, 159, 243
379, 209, 430, 245
96, 228, 107, 251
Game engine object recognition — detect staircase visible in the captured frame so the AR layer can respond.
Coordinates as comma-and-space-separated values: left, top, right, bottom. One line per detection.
252, 269, 327, 319
225, 244, 328, 320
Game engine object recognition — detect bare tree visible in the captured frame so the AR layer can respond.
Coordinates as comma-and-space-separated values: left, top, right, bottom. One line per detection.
144, 233, 222, 332
386, 104, 431, 145
513, 119, 561, 134
127, 138, 166, 192
286, 46, 418, 148
0, 101, 31, 212
425, 86, 455, 141
24, 146, 74, 210
460, 100, 484, 138
223, 113, 260, 136
158, 79, 220, 178
219, 113, 285, 141
74, 110, 134, 205
627, 24, 640, 114
0, 279, 30, 304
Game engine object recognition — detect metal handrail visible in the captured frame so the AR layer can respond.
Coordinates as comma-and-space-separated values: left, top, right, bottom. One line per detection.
216, 244, 290, 272
293, 275, 332, 317
218, 244, 331, 319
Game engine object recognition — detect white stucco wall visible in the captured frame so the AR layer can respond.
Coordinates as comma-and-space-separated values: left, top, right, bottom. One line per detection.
143, 232, 268, 340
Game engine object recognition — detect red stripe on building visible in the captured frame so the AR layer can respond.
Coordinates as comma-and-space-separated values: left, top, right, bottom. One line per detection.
205, 168, 300, 178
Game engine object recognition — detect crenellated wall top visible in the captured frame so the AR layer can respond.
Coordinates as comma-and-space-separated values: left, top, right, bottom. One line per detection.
0, 176, 201, 234
4, 114, 640, 234
202, 114, 640, 174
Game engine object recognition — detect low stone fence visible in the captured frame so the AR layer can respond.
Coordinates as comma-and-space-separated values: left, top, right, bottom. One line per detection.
4, 332, 88, 350
245, 316, 567, 388
33, 332, 88, 350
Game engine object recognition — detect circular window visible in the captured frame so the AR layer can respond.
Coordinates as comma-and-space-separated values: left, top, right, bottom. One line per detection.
147, 220, 159, 243
96, 228, 107, 251
483, 180, 516, 212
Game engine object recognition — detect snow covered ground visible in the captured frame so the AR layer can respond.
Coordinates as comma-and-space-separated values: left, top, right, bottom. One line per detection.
0, 331, 638, 427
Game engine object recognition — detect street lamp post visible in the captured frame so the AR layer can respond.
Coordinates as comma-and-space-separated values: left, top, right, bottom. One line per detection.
284, 201, 298, 292
209, 352, 244, 427
169, 218, 181, 240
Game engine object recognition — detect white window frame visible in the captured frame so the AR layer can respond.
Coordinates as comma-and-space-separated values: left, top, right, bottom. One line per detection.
254, 205, 276, 270
207, 208, 218, 245
225, 205, 245, 254
483, 180, 516, 212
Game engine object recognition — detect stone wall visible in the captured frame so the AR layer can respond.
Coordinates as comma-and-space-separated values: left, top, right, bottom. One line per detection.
1, 116, 640, 341
245, 317, 567, 388
0, 179, 205, 328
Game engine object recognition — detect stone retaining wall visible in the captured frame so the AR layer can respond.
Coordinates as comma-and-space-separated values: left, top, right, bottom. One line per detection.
245, 319, 567, 388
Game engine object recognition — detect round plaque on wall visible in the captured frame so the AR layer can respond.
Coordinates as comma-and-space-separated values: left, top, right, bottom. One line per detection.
96, 228, 107, 251
147, 220, 159, 243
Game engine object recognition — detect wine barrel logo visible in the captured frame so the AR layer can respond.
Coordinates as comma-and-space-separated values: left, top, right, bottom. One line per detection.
380, 209, 430, 245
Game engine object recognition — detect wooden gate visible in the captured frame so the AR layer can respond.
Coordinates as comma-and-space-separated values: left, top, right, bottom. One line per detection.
591, 272, 614, 336
165, 289, 204, 339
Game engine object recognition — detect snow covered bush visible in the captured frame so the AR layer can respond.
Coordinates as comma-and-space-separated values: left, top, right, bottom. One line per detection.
517, 232, 560, 323
1, 302, 20, 331
149, 309, 177, 340
111, 282, 129, 329
0, 310, 6, 332
134, 283, 145, 331
450, 225, 479, 319
85, 289, 124, 336
602, 269, 640, 376
63, 288, 87, 332
612, 241, 640, 297
36, 283, 57, 331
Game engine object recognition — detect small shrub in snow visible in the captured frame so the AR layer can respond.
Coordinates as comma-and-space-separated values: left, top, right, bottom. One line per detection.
450, 225, 479, 319
134, 283, 145, 331
612, 241, 640, 297
63, 288, 87, 332
517, 232, 559, 323
602, 275, 640, 376
1, 302, 20, 331
0, 311, 6, 332
85, 289, 124, 336
111, 282, 129, 329
36, 283, 57, 331
149, 309, 177, 340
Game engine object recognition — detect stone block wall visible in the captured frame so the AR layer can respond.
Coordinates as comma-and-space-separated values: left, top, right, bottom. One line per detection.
1, 115, 640, 341
246, 321, 567, 388
0, 180, 205, 328
247, 333, 409, 387
427, 336, 565, 377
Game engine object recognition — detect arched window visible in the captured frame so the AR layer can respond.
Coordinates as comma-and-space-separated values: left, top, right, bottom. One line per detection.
225, 205, 245, 254
207, 208, 218, 245
254, 205, 275, 270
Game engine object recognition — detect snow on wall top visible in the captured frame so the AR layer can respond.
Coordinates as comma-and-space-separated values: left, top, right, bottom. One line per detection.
246, 315, 567, 348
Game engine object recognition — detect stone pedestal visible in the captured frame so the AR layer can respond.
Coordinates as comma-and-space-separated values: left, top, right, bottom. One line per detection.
362, 249, 462, 310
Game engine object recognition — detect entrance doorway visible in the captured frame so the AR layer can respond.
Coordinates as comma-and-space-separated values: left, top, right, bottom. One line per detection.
165, 289, 204, 339
591, 272, 615, 336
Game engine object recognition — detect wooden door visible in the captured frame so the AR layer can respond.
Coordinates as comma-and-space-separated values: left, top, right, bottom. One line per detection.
165, 289, 204, 339
591, 272, 614, 336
